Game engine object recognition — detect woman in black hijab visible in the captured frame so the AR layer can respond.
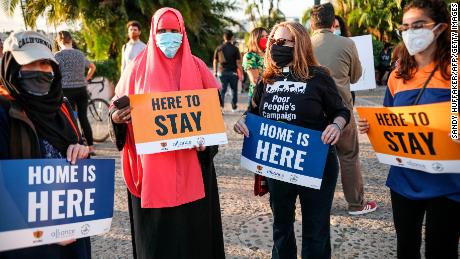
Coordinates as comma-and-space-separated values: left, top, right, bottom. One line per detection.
0, 31, 90, 259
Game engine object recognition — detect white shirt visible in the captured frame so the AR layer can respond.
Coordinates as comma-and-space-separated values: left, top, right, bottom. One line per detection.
121, 40, 146, 71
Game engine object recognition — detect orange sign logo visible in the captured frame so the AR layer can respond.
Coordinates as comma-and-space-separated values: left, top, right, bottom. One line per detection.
33, 230, 43, 239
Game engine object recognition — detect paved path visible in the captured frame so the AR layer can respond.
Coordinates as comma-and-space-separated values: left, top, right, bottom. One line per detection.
92, 87, 404, 259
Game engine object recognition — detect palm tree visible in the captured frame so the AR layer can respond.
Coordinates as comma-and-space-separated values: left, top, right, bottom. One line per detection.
1, 0, 28, 29
244, 0, 285, 30
2, 0, 237, 63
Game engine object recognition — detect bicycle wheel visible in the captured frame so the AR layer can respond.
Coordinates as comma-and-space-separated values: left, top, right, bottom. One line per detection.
87, 98, 110, 142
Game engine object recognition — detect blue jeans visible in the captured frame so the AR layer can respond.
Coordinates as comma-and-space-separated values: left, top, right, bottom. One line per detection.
267, 147, 339, 259
219, 71, 238, 109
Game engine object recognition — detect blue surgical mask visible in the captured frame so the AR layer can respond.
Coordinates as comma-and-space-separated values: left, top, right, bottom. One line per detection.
155, 32, 183, 58
334, 29, 341, 36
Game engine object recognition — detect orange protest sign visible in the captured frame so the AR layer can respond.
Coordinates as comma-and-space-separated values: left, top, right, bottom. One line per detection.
356, 102, 460, 173
129, 88, 227, 154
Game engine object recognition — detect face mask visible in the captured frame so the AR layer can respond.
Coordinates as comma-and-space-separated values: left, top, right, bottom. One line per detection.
402, 24, 440, 56
18, 71, 54, 96
270, 44, 294, 68
155, 32, 183, 58
258, 37, 268, 51
334, 29, 341, 36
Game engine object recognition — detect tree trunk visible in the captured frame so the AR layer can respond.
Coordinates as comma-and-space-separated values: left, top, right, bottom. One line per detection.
20, 0, 28, 30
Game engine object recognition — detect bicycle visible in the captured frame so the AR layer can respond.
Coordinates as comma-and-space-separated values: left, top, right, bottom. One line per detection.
86, 78, 110, 142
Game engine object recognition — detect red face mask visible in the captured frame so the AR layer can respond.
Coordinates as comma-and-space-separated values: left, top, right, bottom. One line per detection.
258, 37, 268, 51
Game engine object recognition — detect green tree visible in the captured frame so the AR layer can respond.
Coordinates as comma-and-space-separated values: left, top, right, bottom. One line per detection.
333, 0, 457, 43
1, 0, 29, 29
244, 0, 285, 30
3, 0, 237, 72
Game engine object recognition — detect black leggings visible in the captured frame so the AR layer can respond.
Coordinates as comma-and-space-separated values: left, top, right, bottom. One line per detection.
63, 87, 93, 145
391, 191, 460, 259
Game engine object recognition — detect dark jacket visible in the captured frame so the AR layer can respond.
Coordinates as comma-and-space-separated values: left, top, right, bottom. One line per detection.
0, 93, 79, 159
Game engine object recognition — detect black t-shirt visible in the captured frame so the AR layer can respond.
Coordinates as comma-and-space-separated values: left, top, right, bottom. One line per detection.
214, 42, 241, 73
248, 67, 350, 131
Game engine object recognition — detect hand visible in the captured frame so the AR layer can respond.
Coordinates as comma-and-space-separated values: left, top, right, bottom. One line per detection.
358, 118, 370, 134
321, 123, 341, 145
66, 144, 89, 165
112, 106, 132, 124
85, 76, 92, 82
233, 116, 249, 137
237, 72, 243, 81
193, 144, 206, 152
58, 239, 76, 246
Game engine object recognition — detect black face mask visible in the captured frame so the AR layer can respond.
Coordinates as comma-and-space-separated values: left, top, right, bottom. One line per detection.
270, 44, 294, 68
18, 71, 54, 96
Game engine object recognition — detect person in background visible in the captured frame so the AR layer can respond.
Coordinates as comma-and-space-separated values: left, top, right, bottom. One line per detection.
333, 15, 351, 37
213, 30, 243, 112
311, 3, 377, 215
55, 31, 96, 155
119, 21, 146, 257
390, 42, 405, 71
333, 15, 356, 105
0, 30, 90, 259
243, 27, 268, 107
110, 8, 225, 259
377, 42, 392, 86
121, 20, 147, 72
359, 1, 459, 258
234, 21, 350, 259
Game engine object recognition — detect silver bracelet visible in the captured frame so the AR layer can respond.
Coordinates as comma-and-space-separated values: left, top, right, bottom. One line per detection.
332, 122, 343, 134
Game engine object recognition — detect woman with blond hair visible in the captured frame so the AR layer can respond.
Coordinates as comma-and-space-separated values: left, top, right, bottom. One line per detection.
234, 21, 350, 258
243, 27, 268, 106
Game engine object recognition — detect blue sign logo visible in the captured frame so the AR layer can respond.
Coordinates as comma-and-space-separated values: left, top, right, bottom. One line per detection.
0, 159, 115, 232
241, 114, 329, 189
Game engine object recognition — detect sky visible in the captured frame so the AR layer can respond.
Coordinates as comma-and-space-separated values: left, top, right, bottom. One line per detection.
231, 0, 315, 19
0, 0, 316, 33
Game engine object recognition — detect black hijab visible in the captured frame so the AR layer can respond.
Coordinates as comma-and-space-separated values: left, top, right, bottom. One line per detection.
0, 52, 79, 155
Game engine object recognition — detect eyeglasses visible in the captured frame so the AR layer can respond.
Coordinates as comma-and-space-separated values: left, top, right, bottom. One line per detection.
396, 22, 436, 36
269, 37, 295, 46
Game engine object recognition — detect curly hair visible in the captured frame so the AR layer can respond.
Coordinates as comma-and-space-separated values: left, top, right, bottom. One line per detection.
396, 0, 451, 82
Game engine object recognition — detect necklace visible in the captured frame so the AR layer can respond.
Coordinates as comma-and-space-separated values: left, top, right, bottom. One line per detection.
282, 67, 291, 81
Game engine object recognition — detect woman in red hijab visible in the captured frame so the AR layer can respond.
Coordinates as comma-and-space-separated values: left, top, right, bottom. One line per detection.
110, 8, 225, 259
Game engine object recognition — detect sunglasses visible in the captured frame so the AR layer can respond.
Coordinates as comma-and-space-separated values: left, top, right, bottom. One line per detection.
269, 37, 295, 46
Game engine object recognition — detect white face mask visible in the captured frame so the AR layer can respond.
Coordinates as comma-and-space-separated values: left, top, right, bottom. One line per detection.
402, 24, 440, 56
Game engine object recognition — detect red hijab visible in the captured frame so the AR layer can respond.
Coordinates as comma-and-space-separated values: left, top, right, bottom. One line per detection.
115, 7, 220, 208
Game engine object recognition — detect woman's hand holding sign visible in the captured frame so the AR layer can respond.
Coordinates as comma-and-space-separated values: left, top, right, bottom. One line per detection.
358, 117, 370, 134
66, 144, 89, 165
234, 115, 250, 137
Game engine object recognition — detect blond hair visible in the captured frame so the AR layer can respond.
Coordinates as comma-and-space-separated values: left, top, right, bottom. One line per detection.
247, 27, 267, 53
263, 22, 319, 84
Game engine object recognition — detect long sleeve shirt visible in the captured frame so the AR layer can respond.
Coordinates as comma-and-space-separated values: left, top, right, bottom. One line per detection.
249, 67, 350, 132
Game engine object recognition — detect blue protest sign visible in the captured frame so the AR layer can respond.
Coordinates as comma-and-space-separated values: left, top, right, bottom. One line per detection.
241, 114, 329, 189
0, 159, 115, 251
